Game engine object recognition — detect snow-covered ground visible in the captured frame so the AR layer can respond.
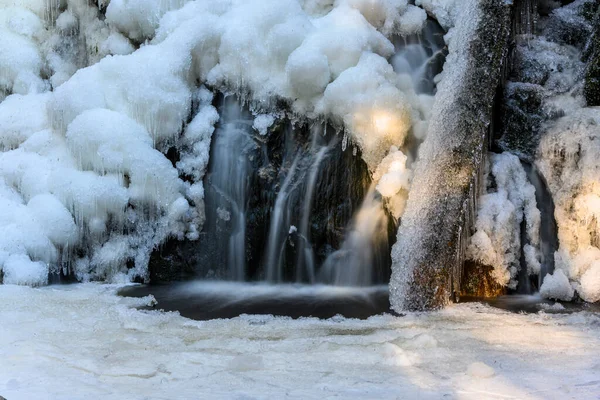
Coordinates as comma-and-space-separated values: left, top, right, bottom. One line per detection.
1, 283, 599, 400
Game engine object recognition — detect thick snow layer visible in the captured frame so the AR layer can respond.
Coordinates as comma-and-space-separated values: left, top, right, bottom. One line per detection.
0, 6, 47, 96
0, 0, 434, 285
1, 283, 600, 399
467, 153, 541, 288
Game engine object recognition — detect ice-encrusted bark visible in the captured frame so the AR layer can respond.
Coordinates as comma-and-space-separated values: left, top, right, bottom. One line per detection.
389, 0, 512, 311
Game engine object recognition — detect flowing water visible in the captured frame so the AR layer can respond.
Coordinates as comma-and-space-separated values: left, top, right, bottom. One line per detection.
203, 97, 256, 281
181, 20, 446, 288
136, 19, 447, 317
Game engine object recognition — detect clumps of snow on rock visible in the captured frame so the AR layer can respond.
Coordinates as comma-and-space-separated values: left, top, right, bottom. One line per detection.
0, 0, 431, 285
372, 146, 412, 218
538, 109, 600, 303
502, 0, 600, 303
467, 153, 541, 289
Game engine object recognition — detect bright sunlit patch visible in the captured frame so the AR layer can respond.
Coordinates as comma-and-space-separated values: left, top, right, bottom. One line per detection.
373, 110, 397, 135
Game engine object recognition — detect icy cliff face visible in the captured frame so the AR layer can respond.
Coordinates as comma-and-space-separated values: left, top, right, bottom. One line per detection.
484, 0, 600, 303
0, 0, 430, 285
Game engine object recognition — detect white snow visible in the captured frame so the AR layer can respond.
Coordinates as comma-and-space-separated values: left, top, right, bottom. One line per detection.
253, 114, 276, 136
0, 0, 435, 285
467, 153, 541, 288
536, 88, 600, 303
415, 0, 460, 30
540, 269, 575, 301
373, 146, 412, 218
466, 362, 496, 379
1, 283, 600, 399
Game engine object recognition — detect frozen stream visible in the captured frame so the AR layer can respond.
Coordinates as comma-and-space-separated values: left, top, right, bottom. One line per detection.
1, 284, 600, 400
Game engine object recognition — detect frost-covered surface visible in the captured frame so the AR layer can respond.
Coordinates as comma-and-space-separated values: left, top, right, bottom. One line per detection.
467, 153, 541, 289
1, 284, 600, 399
494, 0, 600, 303
390, 0, 511, 310
0, 0, 432, 285
415, 0, 460, 31
538, 109, 600, 302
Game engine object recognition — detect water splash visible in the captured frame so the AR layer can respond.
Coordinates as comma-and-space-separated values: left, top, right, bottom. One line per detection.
319, 185, 391, 286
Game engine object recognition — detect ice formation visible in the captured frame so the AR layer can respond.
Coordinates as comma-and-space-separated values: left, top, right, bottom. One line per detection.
513, 0, 600, 303
466, 153, 541, 289
0, 0, 430, 285
538, 109, 600, 302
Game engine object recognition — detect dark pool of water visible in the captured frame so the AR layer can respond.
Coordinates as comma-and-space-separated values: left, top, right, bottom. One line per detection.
118, 281, 391, 321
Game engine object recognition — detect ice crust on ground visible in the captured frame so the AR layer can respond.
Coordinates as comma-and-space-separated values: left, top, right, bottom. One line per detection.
1, 283, 600, 399
467, 153, 541, 289
0, 0, 431, 284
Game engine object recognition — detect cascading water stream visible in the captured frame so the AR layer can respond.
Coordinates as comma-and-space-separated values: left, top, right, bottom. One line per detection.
317, 20, 446, 286
523, 162, 558, 290
203, 96, 256, 281
265, 124, 337, 283
319, 185, 390, 286
186, 19, 446, 290
264, 152, 302, 282
295, 136, 334, 283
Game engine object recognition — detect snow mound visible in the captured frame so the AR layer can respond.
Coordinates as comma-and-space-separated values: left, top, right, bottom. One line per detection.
467, 153, 541, 288
540, 269, 575, 301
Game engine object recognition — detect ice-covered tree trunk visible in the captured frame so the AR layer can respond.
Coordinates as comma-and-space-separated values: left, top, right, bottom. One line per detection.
389, 0, 512, 311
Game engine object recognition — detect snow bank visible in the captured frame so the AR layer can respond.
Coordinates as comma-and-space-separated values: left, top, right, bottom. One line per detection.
540, 269, 574, 301
467, 153, 541, 289
0, 6, 47, 97
106, 0, 191, 42
466, 362, 495, 379
415, 0, 460, 30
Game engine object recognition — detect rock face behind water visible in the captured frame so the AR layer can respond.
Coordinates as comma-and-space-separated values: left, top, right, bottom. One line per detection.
389, 0, 513, 311
148, 113, 387, 284
583, 6, 600, 106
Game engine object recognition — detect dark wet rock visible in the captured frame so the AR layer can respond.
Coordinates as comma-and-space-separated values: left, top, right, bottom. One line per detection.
583, 9, 600, 106
496, 82, 546, 161
543, 0, 595, 49
585, 52, 600, 106
512, 37, 584, 94
148, 100, 386, 284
